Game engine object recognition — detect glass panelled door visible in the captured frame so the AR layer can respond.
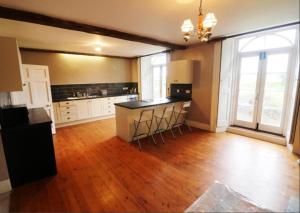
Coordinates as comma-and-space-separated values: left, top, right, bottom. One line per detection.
234, 53, 261, 129
234, 50, 291, 134
257, 51, 291, 133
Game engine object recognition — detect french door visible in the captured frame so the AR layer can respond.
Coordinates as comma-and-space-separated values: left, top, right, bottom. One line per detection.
152, 65, 167, 99
234, 48, 292, 134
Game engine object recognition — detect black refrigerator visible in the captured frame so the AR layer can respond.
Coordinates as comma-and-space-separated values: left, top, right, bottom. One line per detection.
0, 105, 57, 188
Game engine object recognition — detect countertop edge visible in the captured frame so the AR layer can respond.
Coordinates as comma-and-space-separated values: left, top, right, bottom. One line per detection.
114, 98, 191, 109
52, 93, 138, 103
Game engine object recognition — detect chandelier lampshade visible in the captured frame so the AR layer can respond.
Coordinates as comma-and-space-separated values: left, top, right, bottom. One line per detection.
203, 13, 217, 28
181, 19, 194, 33
181, 0, 217, 42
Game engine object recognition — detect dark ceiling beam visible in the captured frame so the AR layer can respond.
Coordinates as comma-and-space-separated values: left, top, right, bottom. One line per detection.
0, 5, 186, 50
19, 47, 135, 59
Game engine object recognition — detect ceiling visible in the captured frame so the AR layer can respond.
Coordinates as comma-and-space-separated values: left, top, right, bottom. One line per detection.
0, 0, 299, 57
0, 19, 167, 58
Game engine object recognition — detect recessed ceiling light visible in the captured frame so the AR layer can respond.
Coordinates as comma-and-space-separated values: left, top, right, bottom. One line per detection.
95, 47, 101, 52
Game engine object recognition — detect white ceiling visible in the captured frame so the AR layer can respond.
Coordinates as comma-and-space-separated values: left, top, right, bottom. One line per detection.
0, 19, 166, 57
0, 0, 299, 56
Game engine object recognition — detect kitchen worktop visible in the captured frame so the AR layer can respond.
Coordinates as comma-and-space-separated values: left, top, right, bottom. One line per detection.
28, 108, 52, 126
114, 97, 191, 109
52, 93, 138, 102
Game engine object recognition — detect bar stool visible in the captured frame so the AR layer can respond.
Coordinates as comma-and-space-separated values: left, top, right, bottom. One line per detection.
153, 105, 176, 143
171, 101, 192, 136
132, 109, 156, 150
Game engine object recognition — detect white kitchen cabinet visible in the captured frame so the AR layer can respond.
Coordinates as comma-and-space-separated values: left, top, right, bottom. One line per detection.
55, 95, 130, 126
74, 100, 90, 120
166, 60, 199, 96
167, 60, 195, 84
53, 102, 61, 124
90, 98, 103, 117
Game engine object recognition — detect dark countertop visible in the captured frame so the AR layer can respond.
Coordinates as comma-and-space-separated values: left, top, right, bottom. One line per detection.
114, 97, 191, 109
28, 108, 52, 125
52, 93, 138, 102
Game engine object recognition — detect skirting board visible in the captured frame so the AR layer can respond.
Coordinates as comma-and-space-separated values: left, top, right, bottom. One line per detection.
227, 126, 286, 145
0, 179, 11, 194
215, 126, 228, 133
186, 120, 210, 131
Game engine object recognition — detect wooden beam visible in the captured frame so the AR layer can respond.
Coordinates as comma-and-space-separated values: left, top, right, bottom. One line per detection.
0, 5, 186, 50
19, 47, 134, 59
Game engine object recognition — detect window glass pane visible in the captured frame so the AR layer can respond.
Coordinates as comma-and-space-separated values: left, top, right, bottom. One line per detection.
260, 53, 289, 127
162, 66, 166, 98
238, 37, 255, 51
153, 67, 161, 99
236, 56, 259, 122
151, 53, 166, 65
265, 35, 292, 49
241, 37, 264, 52
276, 29, 296, 44
239, 28, 296, 52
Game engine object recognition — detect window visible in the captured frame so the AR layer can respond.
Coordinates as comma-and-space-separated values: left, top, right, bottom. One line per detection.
141, 53, 167, 100
238, 29, 297, 52
232, 26, 299, 135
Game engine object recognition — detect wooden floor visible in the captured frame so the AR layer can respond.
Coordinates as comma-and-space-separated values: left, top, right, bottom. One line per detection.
5, 118, 300, 212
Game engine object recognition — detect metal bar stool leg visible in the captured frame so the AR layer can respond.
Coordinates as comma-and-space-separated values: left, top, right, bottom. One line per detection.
165, 114, 176, 139
154, 116, 165, 144
146, 120, 156, 145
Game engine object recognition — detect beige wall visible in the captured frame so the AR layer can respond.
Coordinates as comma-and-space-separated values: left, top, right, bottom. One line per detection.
20, 51, 133, 85
0, 36, 22, 92
170, 41, 222, 125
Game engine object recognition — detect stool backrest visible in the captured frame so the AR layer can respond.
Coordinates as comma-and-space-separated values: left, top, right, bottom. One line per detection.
164, 104, 175, 113
138, 109, 154, 122
174, 102, 184, 113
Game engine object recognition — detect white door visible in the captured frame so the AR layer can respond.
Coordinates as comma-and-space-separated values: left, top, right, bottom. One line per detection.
257, 50, 292, 134
22, 64, 56, 134
234, 52, 261, 129
233, 50, 292, 134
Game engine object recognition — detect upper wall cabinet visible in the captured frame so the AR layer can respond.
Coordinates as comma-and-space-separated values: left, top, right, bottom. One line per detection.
167, 60, 198, 84
0, 36, 22, 92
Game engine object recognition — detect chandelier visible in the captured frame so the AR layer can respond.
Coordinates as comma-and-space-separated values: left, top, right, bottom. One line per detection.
181, 0, 217, 42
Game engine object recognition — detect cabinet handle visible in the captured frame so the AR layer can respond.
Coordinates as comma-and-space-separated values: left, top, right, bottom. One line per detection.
67, 107, 70, 109
67, 112, 70, 114
67, 117, 70, 120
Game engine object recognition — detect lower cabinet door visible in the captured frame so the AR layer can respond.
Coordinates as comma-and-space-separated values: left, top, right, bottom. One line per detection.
75, 100, 90, 120
91, 99, 103, 117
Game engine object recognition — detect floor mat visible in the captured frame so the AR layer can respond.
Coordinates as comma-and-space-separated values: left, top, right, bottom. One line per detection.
185, 182, 272, 212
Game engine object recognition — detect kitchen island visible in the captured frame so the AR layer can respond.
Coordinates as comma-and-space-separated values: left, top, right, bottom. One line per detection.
114, 98, 191, 142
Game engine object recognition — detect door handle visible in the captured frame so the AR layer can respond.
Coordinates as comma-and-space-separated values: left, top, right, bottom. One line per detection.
46, 104, 51, 107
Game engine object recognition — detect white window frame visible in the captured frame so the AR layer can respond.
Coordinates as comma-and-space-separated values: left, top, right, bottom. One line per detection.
229, 25, 299, 136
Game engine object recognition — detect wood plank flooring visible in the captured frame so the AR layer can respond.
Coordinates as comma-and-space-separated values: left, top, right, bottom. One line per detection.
5, 118, 300, 212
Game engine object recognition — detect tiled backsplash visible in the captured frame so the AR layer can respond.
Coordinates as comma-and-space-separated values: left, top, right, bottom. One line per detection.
0, 93, 11, 107
170, 84, 192, 99
51, 82, 138, 101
